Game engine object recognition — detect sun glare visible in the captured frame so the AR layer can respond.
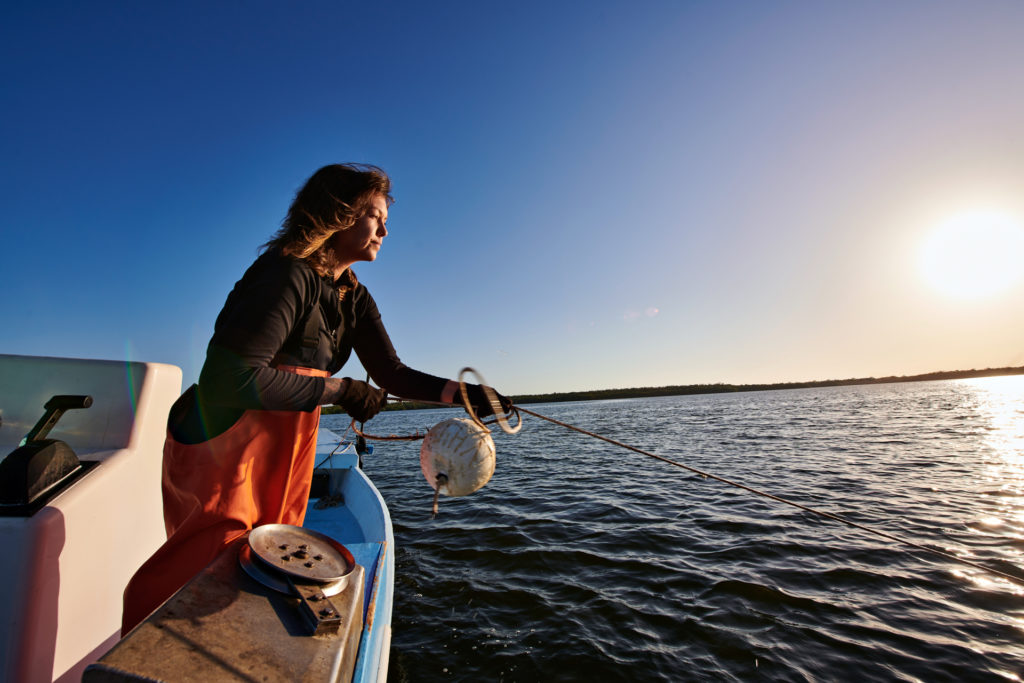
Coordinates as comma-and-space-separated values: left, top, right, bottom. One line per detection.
919, 210, 1024, 300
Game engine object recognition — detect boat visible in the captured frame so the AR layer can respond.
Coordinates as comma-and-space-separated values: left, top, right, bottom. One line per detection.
0, 353, 393, 682
304, 427, 394, 683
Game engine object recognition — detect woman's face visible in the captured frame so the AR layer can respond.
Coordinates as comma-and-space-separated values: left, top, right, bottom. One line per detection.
329, 193, 389, 267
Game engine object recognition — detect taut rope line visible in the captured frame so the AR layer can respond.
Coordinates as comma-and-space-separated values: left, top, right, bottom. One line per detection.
351, 367, 521, 441
516, 405, 1024, 586
329, 366, 1023, 586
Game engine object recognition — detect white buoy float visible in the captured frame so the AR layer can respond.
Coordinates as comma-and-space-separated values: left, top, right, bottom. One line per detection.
420, 418, 496, 497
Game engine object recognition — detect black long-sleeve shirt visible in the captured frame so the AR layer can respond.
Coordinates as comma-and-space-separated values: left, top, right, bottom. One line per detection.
174, 249, 448, 442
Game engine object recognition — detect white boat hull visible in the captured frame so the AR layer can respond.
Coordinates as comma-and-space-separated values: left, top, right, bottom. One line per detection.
0, 355, 181, 683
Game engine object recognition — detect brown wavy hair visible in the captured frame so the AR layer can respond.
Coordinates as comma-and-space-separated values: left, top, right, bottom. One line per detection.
264, 164, 393, 277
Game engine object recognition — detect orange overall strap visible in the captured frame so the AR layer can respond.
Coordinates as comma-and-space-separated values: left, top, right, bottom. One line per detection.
122, 365, 330, 635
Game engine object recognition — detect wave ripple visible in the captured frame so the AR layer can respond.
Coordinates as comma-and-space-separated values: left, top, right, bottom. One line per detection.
326, 377, 1024, 681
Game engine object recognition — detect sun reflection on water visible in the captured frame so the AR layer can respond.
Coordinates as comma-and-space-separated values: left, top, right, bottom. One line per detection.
952, 568, 1024, 597
956, 375, 1024, 566
959, 375, 1024, 459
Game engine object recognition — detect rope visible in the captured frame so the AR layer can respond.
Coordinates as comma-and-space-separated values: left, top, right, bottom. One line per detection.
350, 367, 521, 441
314, 422, 353, 470
350, 405, 520, 441
323, 367, 1022, 584
352, 419, 427, 441
358, 372, 370, 468
457, 367, 522, 435
516, 405, 1024, 586
431, 473, 447, 519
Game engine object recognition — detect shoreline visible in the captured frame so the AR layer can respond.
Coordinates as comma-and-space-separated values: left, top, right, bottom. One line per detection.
321, 365, 1024, 414
506, 365, 1024, 406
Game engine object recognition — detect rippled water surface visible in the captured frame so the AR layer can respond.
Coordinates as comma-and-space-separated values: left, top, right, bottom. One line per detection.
322, 377, 1024, 681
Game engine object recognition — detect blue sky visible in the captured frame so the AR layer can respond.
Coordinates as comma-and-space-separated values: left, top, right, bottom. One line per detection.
3, 2, 1024, 395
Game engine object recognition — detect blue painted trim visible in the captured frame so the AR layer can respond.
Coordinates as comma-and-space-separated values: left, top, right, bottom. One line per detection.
307, 428, 393, 683
348, 466, 394, 683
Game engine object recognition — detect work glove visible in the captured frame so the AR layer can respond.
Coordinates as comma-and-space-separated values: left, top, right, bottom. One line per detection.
461, 383, 513, 418
335, 378, 388, 422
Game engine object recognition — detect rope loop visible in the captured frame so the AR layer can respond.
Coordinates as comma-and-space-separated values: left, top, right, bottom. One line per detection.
458, 367, 522, 435
347, 366, 520, 440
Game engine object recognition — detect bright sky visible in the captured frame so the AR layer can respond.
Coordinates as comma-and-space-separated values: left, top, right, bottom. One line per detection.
3, 2, 1024, 396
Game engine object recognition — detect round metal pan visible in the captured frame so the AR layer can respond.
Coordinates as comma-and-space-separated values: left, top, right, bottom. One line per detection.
238, 544, 349, 597
247, 524, 355, 584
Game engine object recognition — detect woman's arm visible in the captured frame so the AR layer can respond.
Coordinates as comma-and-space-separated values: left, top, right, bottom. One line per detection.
199, 253, 327, 411
350, 287, 510, 415
350, 288, 450, 401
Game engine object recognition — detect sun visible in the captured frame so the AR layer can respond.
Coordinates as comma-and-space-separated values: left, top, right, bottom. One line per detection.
918, 210, 1024, 300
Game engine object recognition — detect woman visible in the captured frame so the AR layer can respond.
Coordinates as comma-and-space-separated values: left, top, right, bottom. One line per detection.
122, 163, 509, 633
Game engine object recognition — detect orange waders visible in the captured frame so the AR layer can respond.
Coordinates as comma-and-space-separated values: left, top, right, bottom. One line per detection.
121, 366, 329, 635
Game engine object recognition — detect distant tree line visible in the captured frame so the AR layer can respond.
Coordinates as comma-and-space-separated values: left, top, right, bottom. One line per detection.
320, 365, 1024, 414
508, 365, 1024, 405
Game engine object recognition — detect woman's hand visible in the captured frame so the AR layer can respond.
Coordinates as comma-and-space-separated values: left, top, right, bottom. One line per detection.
327, 378, 388, 422
461, 383, 513, 417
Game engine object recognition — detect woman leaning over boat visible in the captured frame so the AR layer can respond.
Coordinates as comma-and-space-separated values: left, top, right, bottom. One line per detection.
122, 163, 510, 634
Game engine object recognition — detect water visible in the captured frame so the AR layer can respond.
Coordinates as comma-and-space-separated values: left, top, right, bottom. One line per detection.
321, 377, 1024, 681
